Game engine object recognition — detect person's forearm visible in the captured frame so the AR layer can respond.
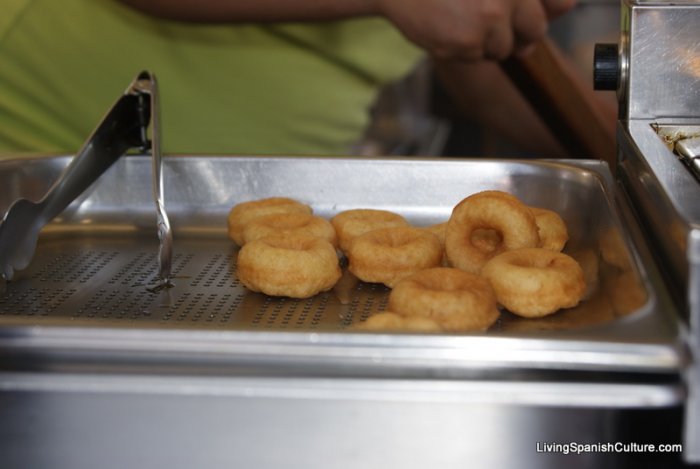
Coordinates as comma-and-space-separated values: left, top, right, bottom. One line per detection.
118, 0, 575, 61
117, 0, 379, 23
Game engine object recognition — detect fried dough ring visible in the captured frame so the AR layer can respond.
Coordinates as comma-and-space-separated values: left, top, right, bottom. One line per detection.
237, 233, 341, 298
388, 267, 499, 331
606, 270, 647, 315
241, 212, 337, 247
470, 228, 502, 253
422, 221, 450, 266
481, 248, 586, 318
445, 191, 540, 274
569, 248, 599, 300
530, 206, 569, 252
331, 209, 408, 253
227, 197, 312, 246
354, 312, 443, 332
348, 226, 442, 288
599, 227, 632, 270
423, 222, 447, 249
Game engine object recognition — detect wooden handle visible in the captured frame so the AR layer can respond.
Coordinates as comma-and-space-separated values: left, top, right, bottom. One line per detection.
502, 39, 617, 168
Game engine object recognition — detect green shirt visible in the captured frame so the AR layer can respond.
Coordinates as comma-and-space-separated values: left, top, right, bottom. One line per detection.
0, 0, 422, 156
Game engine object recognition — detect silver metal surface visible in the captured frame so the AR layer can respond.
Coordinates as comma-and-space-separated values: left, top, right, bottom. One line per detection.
619, 120, 700, 461
616, 2, 700, 459
661, 126, 700, 180
676, 135, 700, 159
619, 1, 700, 120
618, 0, 700, 462
0, 155, 685, 376
2, 370, 677, 469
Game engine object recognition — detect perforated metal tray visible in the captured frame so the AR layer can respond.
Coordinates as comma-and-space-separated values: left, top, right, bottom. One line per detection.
0, 155, 687, 376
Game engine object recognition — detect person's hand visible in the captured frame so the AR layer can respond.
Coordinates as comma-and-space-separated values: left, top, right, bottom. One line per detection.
377, 0, 575, 61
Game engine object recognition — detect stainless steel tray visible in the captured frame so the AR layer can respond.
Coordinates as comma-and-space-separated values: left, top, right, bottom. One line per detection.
0, 155, 686, 376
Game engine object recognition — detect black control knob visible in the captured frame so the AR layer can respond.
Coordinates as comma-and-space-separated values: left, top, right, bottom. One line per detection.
593, 43, 619, 91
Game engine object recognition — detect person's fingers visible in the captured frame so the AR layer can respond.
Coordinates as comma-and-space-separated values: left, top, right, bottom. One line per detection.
476, 2, 514, 60
541, 0, 577, 20
512, 0, 548, 50
381, 0, 565, 62
483, 19, 515, 60
424, 25, 487, 62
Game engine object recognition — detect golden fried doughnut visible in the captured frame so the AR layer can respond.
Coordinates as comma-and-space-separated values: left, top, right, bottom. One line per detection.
598, 227, 632, 271
605, 270, 647, 315
241, 212, 337, 247
227, 197, 312, 246
445, 190, 540, 274
470, 228, 502, 253
421, 222, 449, 266
481, 248, 586, 318
423, 222, 447, 248
237, 233, 341, 298
348, 226, 442, 288
530, 206, 569, 251
389, 267, 499, 331
331, 209, 408, 253
569, 248, 599, 300
353, 312, 443, 332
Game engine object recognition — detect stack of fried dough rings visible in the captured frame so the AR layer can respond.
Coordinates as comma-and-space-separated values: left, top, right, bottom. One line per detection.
228, 191, 587, 333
